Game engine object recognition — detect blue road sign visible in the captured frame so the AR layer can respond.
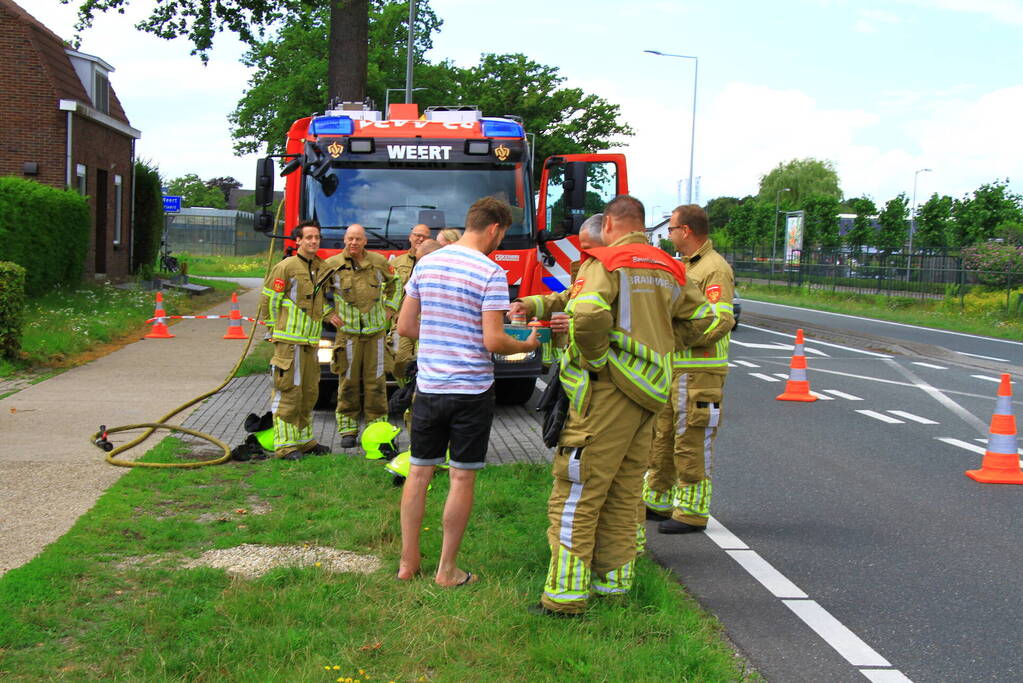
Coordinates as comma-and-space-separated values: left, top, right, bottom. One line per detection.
163, 195, 182, 213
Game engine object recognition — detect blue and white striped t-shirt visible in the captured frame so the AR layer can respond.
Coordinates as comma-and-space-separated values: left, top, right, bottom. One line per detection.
405, 245, 510, 394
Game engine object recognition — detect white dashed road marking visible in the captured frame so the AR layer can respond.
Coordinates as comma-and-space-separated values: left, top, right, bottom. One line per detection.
887, 410, 938, 425
822, 390, 863, 401
773, 373, 790, 380
733, 360, 759, 368
704, 516, 909, 679
959, 351, 1010, 362
971, 374, 1001, 383
750, 373, 781, 382
939, 438, 1023, 466
810, 391, 835, 400
741, 324, 893, 358
856, 410, 904, 424
911, 362, 947, 370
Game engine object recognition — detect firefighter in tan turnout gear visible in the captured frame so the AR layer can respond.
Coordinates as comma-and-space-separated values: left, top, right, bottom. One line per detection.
261, 220, 335, 460
535, 196, 724, 617
387, 224, 431, 387
325, 224, 401, 449
644, 204, 735, 534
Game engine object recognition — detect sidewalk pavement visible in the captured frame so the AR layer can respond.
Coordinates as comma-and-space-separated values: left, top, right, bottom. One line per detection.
0, 282, 266, 576
0, 278, 552, 576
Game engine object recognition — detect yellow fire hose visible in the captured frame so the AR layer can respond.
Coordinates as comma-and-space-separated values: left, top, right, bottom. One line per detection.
92, 204, 283, 468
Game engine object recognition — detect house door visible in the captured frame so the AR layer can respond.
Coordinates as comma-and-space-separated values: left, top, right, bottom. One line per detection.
95, 169, 108, 273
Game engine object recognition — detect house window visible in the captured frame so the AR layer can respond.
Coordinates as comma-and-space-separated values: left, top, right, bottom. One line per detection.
94, 71, 110, 114
113, 174, 123, 245
76, 164, 87, 195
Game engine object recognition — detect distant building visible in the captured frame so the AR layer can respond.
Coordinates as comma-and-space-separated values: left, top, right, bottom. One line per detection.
0, 0, 141, 278
166, 208, 266, 257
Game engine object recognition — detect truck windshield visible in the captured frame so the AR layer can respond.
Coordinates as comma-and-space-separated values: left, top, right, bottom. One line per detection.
304, 164, 532, 241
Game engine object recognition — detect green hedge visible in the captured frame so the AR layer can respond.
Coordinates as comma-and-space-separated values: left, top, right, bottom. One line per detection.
0, 261, 25, 359
0, 177, 90, 296
132, 160, 164, 274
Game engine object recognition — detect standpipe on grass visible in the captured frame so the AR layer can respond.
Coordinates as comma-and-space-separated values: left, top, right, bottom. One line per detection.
90, 204, 283, 469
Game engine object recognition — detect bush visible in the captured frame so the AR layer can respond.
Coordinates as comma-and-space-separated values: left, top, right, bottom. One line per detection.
0, 177, 90, 295
132, 160, 165, 274
962, 242, 1023, 286
0, 261, 26, 359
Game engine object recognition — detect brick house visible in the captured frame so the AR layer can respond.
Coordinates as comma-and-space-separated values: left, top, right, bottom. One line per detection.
0, 0, 141, 278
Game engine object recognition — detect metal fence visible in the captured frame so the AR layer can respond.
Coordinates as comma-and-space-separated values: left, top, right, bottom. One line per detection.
722, 247, 1023, 312
165, 208, 265, 256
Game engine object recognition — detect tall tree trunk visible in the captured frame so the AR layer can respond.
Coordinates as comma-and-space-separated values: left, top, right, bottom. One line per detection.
328, 0, 368, 104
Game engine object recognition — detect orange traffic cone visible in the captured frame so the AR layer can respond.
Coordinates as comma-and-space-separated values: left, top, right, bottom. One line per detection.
776, 328, 817, 402
144, 291, 175, 339
223, 292, 248, 339
966, 374, 1023, 484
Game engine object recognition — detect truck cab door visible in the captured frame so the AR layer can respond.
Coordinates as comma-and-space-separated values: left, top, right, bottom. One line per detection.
533, 154, 628, 293
536, 153, 628, 237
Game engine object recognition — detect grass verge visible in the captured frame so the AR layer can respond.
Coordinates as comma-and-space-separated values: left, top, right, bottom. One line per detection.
740, 282, 1023, 341
1, 278, 237, 378
0, 439, 754, 682
235, 340, 274, 377
179, 252, 273, 278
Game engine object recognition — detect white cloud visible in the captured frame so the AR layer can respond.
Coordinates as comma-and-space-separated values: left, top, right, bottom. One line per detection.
900, 0, 1023, 27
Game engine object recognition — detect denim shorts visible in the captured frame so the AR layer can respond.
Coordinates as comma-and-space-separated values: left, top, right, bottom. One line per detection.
410, 386, 495, 470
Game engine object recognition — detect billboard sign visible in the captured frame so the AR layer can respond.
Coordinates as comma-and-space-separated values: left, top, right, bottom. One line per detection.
785, 211, 805, 265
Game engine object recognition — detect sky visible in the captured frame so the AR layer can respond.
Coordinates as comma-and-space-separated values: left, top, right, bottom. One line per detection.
22, 0, 1023, 218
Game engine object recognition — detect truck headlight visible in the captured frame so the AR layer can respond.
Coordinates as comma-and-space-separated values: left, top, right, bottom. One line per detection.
494, 350, 536, 362
318, 339, 333, 365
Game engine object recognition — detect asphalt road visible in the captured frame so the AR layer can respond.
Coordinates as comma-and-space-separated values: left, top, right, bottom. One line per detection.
645, 303, 1023, 682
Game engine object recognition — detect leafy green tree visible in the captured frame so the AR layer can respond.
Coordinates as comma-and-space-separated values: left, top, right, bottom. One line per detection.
951, 179, 1023, 246
230, 1, 442, 155
725, 201, 755, 248
757, 158, 842, 207
845, 196, 877, 253
874, 194, 909, 253
995, 221, 1023, 245
704, 196, 741, 232
67, 0, 372, 101
132, 160, 165, 273
801, 194, 841, 250
205, 176, 242, 205
167, 174, 228, 208
914, 193, 953, 252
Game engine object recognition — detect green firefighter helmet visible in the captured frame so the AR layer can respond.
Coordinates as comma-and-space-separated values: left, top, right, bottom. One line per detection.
254, 427, 274, 452
362, 421, 401, 460
385, 450, 411, 479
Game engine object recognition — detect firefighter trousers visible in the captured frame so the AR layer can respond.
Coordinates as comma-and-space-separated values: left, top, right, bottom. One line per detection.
336, 332, 387, 434
643, 370, 725, 527
270, 342, 321, 458
386, 332, 417, 388
542, 378, 655, 614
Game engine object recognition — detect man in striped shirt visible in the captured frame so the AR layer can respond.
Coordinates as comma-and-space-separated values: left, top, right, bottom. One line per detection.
395, 196, 539, 586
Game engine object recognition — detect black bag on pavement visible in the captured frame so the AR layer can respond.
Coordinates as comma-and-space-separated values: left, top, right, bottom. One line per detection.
536, 363, 568, 448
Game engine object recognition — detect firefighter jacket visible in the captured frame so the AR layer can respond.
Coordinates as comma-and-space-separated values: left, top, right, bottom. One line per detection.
261, 254, 333, 346
673, 239, 734, 375
559, 231, 723, 415
324, 249, 401, 336
390, 250, 417, 292
519, 261, 579, 320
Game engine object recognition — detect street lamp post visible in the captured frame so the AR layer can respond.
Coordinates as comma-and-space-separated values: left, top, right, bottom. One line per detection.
771, 188, 791, 277
385, 87, 425, 116
908, 167, 932, 280
645, 50, 698, 204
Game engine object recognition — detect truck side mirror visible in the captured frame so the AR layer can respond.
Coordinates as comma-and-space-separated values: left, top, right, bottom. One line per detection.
255, 210, 274, 234
254, 158, 275, 207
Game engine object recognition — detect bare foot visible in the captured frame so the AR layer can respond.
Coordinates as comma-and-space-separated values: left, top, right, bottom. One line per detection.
435, 569, 478, 587
397, 563, 420, 581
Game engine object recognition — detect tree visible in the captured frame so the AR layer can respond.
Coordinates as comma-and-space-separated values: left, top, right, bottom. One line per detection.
229, 1, 443, 155
67, 0, 369, 101
951, 179, 1023, 246
167, 174, 228, 208
844, 196, 877, 253
801, 194, 841, 250
704, 196, 741, 232
874, 194, 909, 254
132, 160, 165, 273
757, 158, 842, 207
914, 193, 953, 252
724, 201, 755, 248
206, 176, 242, 205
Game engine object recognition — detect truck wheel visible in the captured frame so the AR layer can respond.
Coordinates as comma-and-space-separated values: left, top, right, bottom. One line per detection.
495, 377, 537, 405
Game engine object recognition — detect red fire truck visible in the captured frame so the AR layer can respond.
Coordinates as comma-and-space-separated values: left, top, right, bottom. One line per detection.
254, 102, 628, 404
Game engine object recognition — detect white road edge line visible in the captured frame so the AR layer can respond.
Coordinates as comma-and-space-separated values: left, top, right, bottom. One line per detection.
741, 323, 893, 358
959, 351, 1011, 362
887, 410, 938, 425
857, 410, 904, 424
744, 298, 1023, 348
707, 516, 902, 676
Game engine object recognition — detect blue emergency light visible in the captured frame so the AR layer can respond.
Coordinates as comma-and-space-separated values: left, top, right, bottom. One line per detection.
310, 115, 354, 136
481, 118, 524, 138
